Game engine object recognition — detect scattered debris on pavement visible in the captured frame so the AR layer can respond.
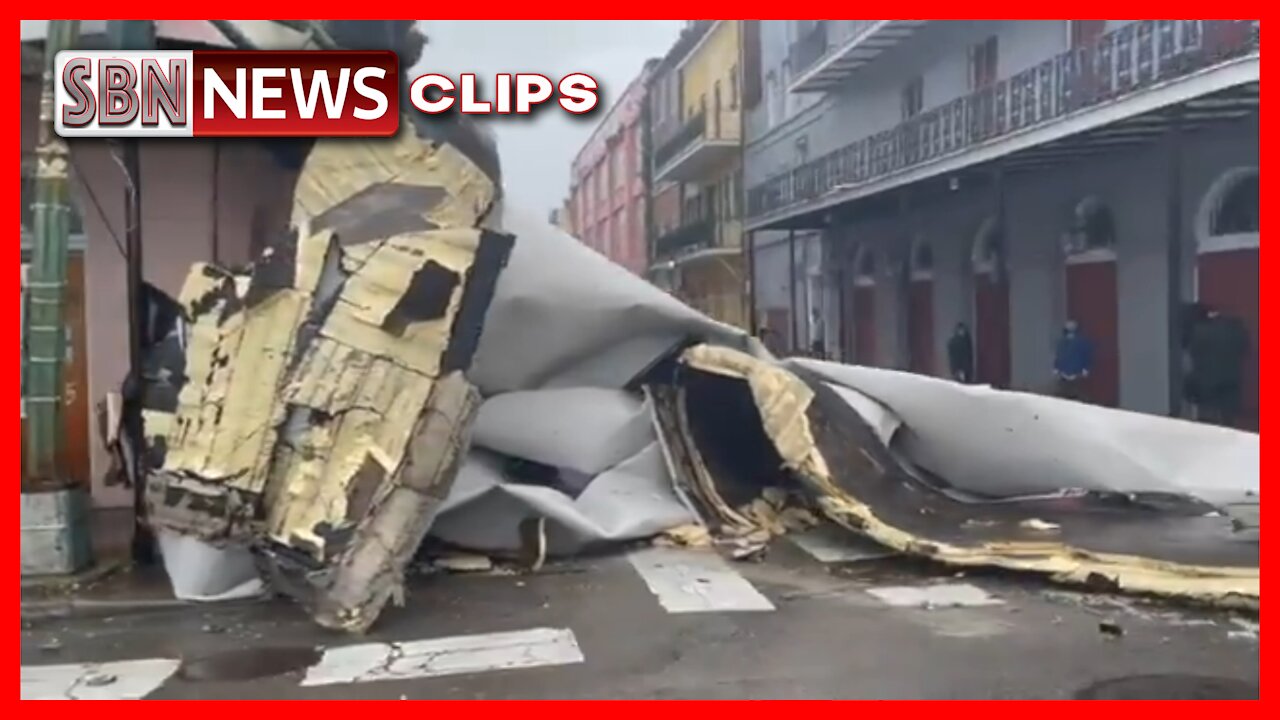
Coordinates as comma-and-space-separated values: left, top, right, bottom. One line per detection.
102, 24, 1259, 635
1098, 620, 1125, 639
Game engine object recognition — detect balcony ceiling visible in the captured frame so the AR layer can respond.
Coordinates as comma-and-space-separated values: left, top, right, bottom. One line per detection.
1002, 82, 1258, 173
655, 139, 739, 183
791, 21, 928, 94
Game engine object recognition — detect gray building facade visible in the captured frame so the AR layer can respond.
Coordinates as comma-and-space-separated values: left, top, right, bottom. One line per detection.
744, 20, 1259, 426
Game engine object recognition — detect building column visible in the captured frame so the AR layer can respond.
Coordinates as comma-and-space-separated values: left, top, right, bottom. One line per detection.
745, 230, 757, 334
1165, 108, 1185, 417
787, 228, 798, 352
894, 192, 912, 368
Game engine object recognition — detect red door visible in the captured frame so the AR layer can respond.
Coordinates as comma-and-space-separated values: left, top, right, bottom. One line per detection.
1065, 261, 1120, 407
1198, 248, 1259, 430
974, 272, 1012, 387
853, 285, 877, 365
908, 280, 935, 374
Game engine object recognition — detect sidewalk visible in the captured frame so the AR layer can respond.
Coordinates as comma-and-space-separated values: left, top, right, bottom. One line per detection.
22, 508, 191, 620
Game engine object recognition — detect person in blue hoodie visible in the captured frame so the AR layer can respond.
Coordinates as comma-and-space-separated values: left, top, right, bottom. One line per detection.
1053, 319, 1094, 401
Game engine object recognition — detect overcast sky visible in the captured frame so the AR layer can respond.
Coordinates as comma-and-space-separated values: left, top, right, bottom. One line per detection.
416, 20, 683, 216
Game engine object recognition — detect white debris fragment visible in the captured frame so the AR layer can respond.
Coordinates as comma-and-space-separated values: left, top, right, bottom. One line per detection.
1019, 518, 1060, 532
866, 583, 1004, 609
301, 628, 583, 686
21, 659, 180, 700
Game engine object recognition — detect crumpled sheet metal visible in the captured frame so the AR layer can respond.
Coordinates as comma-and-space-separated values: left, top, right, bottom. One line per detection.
680, 345, 1260, 609
471, 388, 655, 476
790, 359, 1260, 508
154, 529, 266, 602
146, 120, 514, 632
431, 444, 692, 557
429, 388, 694, 556
470, 203, 763, 395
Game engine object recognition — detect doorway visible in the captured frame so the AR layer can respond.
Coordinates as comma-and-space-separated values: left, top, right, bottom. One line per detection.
1062, 197, 1120, 407
907, 240, 935, 375
1194, 167, 1259, 430
849, 246, 878, 365
972, 219, 1011, 387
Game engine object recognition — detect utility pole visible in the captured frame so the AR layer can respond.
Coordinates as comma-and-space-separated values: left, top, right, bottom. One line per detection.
22, 20, 81, 492
106, 20, 157, 563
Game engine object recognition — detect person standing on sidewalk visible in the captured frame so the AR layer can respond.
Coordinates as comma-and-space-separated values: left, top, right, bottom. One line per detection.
1053, 320, 1094, 401
1187, 306, 1249, 427
947, 322, 974, 384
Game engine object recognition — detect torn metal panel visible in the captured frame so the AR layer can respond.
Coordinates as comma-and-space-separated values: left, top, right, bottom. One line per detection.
674, 345, 1259, 609
649, 384, 755, 533
471, 388, 655, 476
790, 359, 1261, 507
144, 119, 514, 631
470, 203, 763, 394
429, 388, 693, 556
429, 442, 693, 557
258, 371, 481, 632
148, 231, 332, 542
289, 124, 496, 234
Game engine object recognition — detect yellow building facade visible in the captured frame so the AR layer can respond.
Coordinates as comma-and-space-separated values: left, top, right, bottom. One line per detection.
652, 20, 748, 329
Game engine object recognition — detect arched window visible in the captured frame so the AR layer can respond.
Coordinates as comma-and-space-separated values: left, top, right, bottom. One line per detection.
912, 240, 934, 273
971, 217, 1002, 272
1209, 170, 1259, 236
856, 246, 877, 278
1062, 196, 1116, 257
1073, 196, 1115, 250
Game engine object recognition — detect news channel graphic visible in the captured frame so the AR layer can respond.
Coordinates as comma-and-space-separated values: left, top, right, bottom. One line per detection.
53, 50, 601, 139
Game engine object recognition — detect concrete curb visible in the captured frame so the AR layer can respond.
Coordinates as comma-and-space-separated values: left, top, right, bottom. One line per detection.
20, 558, 130, 591
21, 596, 272, 622
21, 597, 196, 621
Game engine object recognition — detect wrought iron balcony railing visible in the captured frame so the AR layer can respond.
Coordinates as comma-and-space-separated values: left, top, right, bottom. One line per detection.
654, 191, 724, 258
749, 20, 1258, 221
654, 111, 708, 172
654, 217, 717, 259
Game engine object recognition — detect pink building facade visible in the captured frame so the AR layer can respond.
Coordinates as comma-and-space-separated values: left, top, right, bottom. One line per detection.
568, 61, 655, 275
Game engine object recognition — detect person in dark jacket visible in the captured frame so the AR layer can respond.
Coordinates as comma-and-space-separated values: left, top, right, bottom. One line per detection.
947, 322, 974, 383
1187, 306, 1249, 427
1053, 319, 1094, 401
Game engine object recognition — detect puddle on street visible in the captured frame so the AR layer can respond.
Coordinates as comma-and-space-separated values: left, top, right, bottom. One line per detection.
176, 646, 322, 682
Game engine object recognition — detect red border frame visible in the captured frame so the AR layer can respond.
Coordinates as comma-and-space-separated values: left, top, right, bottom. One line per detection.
12, 12, 1266, 703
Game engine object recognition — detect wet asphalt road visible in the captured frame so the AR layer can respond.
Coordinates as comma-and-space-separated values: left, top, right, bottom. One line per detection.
20, 541, 1260, 699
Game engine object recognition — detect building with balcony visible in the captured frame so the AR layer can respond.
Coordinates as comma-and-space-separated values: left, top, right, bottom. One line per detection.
744, 20, 1258, 428
646, 21, 759, 328
568, 61, 655, 275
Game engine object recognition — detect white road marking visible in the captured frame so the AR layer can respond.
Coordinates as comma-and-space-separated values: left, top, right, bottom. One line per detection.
1228, 618, 1259, 641
789, 526, 896, 563
628, 547, 775, 613
301, 627, 584, 687
21, 658, 180, 700
866, 583, 1004, 609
